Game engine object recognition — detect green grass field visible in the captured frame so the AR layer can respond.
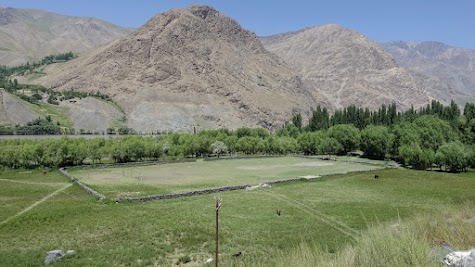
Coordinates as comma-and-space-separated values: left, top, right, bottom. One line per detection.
1, 158, 475, 266
68, 157, 384, 198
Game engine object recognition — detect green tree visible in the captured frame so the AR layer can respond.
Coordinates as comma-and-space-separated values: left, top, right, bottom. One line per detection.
297, 132, 324, 155
211, 141, 228, 158
224, 135, 238, 156
292, 113, 303, 129
398, 144, 434, 170
327, 124, 360, 154
360, 125, 391, 160
236, 136, 260, 155
319, 137, 343, 158
435, 141, 468, 173
413, 115, 456, 151
276, 124, 300, 139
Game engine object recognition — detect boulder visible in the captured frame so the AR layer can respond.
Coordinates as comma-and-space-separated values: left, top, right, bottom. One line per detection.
44, 250, 65, 265
443, 248, 475, 267
44, 249, 76, 265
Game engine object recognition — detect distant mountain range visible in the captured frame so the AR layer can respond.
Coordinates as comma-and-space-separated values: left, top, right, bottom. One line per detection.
261, 25, 434, 111
1, 5, 474, 133
0, 7, 132, 66
382, 41, 475, 103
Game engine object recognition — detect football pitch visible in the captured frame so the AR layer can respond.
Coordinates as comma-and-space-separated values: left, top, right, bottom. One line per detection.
68, 156, 385, 198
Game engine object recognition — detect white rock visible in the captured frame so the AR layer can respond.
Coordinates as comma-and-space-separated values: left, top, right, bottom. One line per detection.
204, 258, 213, 263
443, 248, 475, 267
44, 250, 65, 265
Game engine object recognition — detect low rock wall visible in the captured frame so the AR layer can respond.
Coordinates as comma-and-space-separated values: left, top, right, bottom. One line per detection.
115, 185, 250, 202
59, 168, 105, 200
114, 176, 316, 203
203, 155, 286, 161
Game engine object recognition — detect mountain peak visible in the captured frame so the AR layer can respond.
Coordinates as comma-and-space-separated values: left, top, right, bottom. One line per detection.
36, 5, 316, 133
0, 7, 18, 25
188, 4, 218, 19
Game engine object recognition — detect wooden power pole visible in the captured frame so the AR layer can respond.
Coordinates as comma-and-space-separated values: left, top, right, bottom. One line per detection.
214, 196, 223, 267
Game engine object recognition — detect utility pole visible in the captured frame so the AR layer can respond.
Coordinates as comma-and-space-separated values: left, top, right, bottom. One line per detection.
214, 196, 223, 267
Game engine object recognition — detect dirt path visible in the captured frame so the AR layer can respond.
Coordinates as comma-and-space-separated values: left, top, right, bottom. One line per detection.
0, 178, 61, 186
0, 183, 72, 226
262, 191, 359, 239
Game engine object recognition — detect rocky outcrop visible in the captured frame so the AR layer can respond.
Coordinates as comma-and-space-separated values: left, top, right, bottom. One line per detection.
36, 5, 316, 133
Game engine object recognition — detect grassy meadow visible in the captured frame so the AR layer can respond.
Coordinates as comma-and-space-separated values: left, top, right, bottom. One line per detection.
0, 158, 475, 266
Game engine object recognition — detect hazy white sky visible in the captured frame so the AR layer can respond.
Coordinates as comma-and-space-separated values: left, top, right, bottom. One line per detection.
1, 0, 474, 48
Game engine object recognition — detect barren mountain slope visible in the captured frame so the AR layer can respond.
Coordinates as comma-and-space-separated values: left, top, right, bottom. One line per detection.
36, 5, 316, 133
60, 97, 124, 133
0, 7, 132, 66
0, 90, 42, 125
261, 25, 435, 111
383, 41, 475, 102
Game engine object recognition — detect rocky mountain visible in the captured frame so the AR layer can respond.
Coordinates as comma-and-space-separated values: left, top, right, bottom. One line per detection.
35, 5, 316, 133
261, 24, 438, 111
0, 7, 132, 66
383, 41, 475, 102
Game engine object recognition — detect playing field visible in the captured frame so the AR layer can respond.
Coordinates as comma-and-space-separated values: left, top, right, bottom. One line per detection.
68, 157, 385, 198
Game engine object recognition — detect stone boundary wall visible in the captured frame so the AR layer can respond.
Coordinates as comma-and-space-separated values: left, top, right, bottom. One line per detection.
114, 176, 318, 203
203, 155, 287, 161
59, 168, 105, 200
115, 185, 250, 202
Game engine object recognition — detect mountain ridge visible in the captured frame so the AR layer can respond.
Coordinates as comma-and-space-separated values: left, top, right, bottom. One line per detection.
260, 24, 436, 111
34, 5, 317, 133
0, 6, 133, 66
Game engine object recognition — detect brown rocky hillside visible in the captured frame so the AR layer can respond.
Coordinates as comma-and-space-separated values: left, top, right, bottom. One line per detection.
383, 41, 475, 103
261, 24, 437, 111
36, 5, 316, 133
0, 90, 42, 125
0, 7, 132, 66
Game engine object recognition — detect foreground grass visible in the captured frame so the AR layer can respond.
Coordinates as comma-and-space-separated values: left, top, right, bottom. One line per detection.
0, 169, 68, 223
0, 168, 474, 266
274, 204, 475, 267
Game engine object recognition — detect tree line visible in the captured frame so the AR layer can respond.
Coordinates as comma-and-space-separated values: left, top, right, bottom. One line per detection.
303, 100, 464, 131
0, 117, 61, 135
1, 107, 475, 172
